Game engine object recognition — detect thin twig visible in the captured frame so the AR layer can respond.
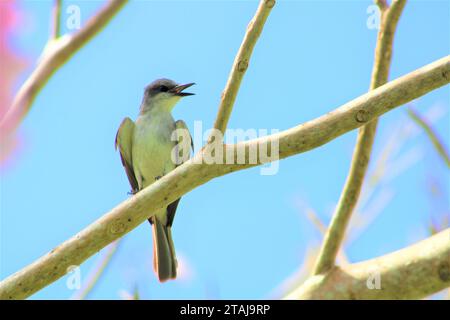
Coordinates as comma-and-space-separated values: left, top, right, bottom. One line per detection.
312, 0, 407, 275
209, 0, 275, 142
70, 240, 121, 300
304, 207, 327, 234
407, 107, 450, 168
0, 0, 128, 136
0, 55, 448, 299
303, 207, 349, 265
51, 0, 62, 40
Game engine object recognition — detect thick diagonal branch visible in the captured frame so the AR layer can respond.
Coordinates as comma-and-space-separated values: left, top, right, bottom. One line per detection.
285, 229, 450, 299
313, 0, 407, 275
0, 56, 448, 299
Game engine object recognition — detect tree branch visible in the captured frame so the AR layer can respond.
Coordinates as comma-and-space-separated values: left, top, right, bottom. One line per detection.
50, 0, 62, 40
407, 107, 450, 168
285, 229, 450, 299
0, 55, 448, 299
70, 240, 120, 300
209, 0, 275, 141
0, 0, 128, 135
312, 0, 407, 275
374, 0, 388, 12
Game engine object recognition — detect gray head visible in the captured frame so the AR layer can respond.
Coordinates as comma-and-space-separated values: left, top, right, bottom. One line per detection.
141, 78, 195, 113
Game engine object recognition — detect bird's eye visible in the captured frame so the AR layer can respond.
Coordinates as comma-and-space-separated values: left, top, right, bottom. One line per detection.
159, 85, 169, 92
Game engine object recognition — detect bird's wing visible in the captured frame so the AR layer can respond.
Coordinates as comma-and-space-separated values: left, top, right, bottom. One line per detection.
115, 117, 139, 194
166, 120, 193, 226
174, 119, 194, 159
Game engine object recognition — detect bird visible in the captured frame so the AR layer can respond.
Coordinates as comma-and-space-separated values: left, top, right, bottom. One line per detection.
115, 78, 194, 282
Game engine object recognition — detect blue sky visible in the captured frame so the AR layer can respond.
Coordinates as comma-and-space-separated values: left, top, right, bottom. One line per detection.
1, 0, 449, 299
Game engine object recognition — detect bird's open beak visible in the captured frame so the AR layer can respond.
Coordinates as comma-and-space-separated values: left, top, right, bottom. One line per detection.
170, 83, 195, 96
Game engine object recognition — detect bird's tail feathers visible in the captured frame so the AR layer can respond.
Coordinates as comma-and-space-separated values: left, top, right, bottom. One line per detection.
152, 217, 177, 282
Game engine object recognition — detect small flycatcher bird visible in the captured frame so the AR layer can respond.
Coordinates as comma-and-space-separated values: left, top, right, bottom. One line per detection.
115, 78, 194, 282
